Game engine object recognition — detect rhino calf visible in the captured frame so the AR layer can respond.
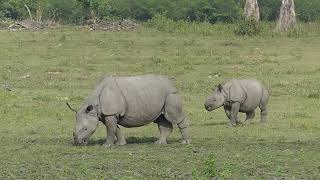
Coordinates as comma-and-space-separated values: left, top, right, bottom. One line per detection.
204, 79, 269, 126
67, 75, 191, 147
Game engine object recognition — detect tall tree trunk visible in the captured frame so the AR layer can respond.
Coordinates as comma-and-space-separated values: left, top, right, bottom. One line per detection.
276, 0, 297, 31
244, 0, 260, 21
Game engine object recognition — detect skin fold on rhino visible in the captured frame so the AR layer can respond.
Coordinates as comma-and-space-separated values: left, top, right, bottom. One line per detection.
204, 79, 269, 126
67, 75, 191, 147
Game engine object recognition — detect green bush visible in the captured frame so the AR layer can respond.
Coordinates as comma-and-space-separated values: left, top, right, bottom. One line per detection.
49, 0, 86, 24
256, 0, 320, 22
108, 0, 320, 23
144, 14, 234, 36
0, 0, 86, 24
234, 18, 262, 36
108, 0, 243, 23
296, 0, 320, 22
1, 0, 320, 24
259, 0, 281, 21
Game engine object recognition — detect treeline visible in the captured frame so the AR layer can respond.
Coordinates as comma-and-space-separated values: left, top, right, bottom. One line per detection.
1, 0, 320, 24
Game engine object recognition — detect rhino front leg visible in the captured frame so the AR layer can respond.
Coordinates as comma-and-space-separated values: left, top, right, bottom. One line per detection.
244, 110, 255, 125
154, 115, 173, 144
115, 126, 126, 146
103, 115, 117, 148
229, 102, 240, 127
224, 106, 240, 124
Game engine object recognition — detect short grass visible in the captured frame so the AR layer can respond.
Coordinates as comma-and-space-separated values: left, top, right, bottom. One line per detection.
1, 24, 320, 179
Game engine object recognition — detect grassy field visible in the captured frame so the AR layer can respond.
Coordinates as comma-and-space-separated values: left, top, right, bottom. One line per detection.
1, 24, 320, 179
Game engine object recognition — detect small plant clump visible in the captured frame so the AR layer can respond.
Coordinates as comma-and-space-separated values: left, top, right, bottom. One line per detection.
205, 152, 217, 178
234, 17, 262, 36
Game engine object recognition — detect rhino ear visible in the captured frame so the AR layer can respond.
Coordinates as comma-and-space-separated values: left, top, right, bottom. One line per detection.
86, 105, 93, 113
99, 81, 126, 116
66, 102, 77, 113
217, 84, 223, 92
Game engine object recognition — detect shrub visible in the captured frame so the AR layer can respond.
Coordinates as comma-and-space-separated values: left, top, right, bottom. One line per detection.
108, 0, 243, 23
1, 0, 320, 24
234, 17, 262, 36
296, 0, 320, 22
259, 0, 281, 21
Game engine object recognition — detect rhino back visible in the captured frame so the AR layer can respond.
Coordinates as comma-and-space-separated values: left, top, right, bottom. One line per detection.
115, 75, 174, 127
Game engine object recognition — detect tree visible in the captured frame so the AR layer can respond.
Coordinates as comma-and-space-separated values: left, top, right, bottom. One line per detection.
276, 0, 297, 31
244, 0, 260, 21
77, 0, 111, 22
5, 0, 46, 22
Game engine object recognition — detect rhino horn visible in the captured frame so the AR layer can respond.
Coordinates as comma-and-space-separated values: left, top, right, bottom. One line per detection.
66, 102, 77, 113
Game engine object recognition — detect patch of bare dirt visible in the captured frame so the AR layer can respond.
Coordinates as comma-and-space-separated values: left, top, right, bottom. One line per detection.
9, 20, 43, 31
7, 20, 60, 31
85, 19, 138, 31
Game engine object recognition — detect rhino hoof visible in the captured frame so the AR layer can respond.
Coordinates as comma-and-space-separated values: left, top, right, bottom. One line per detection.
103, 143, 114, 148
181, 139, 192, 144
115, 140, 127, 146
154, 140, 167, 144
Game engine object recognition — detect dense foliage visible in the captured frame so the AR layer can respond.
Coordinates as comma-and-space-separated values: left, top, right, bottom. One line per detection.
0, 0, 320, 24
234, 17, 262, 36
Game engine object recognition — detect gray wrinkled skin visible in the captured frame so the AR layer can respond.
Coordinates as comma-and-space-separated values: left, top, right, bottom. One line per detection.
204, 79, 269, 126
70, 75, 191, 146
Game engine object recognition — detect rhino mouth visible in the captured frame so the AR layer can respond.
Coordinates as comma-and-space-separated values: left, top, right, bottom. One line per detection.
204, 104, 215, 111
74, 138, 88, 146
73, 132, 88, 146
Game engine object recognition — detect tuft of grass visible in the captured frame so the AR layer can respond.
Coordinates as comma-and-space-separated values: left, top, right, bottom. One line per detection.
307, 92, 320, 99
205, 152, 217, 178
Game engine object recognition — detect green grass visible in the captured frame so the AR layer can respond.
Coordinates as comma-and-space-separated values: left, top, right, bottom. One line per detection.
1, 24, 320, 179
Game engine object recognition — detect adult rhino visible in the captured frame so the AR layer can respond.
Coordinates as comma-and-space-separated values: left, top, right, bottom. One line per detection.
204, 79, 269, 126
67, 75, 191, 147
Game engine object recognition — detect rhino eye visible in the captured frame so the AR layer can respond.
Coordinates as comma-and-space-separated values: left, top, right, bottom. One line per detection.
86, 105, 93, 113
84, 128, 88, 131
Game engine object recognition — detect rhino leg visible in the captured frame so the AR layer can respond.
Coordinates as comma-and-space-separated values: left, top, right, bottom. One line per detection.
224, 106, 240, 124
164, 93, 191, 144
103, 115, 117, 148
244, 110, 255, 125
115, 126, 126, 146
259, 88, 269, 123
259, 105, 268, 123
101, 119, 126, 146
229, 102, 240, 127
154, 115, 173, 144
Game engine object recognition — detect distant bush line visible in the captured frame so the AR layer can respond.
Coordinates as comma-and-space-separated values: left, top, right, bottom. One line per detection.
1, 0, 320, 24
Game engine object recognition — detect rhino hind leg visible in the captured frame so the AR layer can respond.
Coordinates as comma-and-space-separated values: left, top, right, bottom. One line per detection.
164, 93, 191, 144
259, 105, 268, 123
154, 115, 173, 144
244, 110, 255, 125
259, 87, 269, 123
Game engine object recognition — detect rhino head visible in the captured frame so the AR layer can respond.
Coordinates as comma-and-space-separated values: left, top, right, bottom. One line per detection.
67, 102, 99, 146
204, 84, 226, 111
